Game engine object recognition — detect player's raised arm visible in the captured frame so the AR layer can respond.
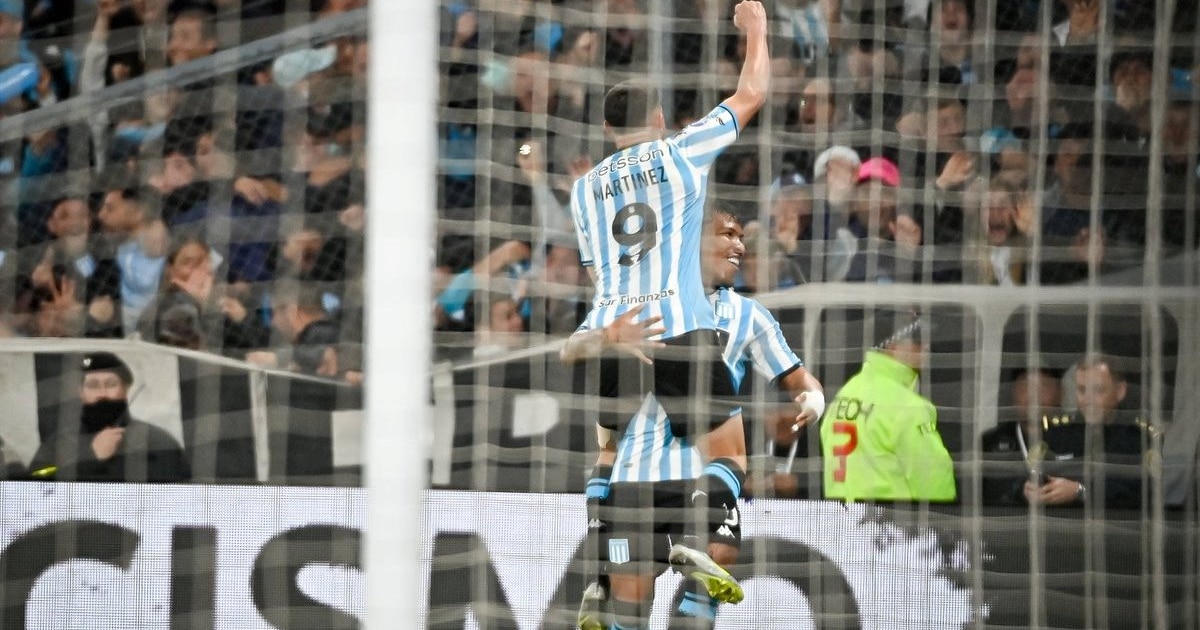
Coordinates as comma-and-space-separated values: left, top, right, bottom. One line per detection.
721, 0, 770, 128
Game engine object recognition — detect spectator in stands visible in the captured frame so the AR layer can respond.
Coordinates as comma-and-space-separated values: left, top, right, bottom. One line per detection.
961, 176, 1031, 285
271, 44, 336, 96
295, 109, 358, 225
0, 0, 34, 72
845, 6, 904, 129
921, 0, 976, 85
1162, 97, 1200, 252
777, 0, 837, 71
739, 174, 811, 291
603, 0, 646, 69
434, 239, 530, 331
17, 122, 73, 249
203, 122, 287, 284
150, 137, 209, 229
97, 182, 168, 333
27, 351, 191, 483
812, 145, 861, 225
897, 95, 973, 186
1039, 122, 1144, 284
138, 236, 267, 353
553, 27, 601, 113
248, 281, 342, 377
81, 0, 149, 172
1000, 34, 1068, 139
314, 0, 365, 19
471, 289, 525, 359
1024, 354, 1151, 509
841, 156, 924, 282
31, 195, 121, 336
25, 264, 87, 338
1107, 46, 1153, 141
781, 77, 863, 181
981, 365, 1066, 506
167, 6, 218, 68
797, 77, 858, 136
1054, 0, 1101, 45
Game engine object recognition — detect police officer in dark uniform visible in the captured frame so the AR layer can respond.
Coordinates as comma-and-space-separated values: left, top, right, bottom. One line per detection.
980, 365, 1065, 506
1023, 354, 1152, 509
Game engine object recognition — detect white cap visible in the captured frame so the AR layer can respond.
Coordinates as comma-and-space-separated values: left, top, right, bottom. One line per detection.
813, 145, 861, 182
273, 45, 337, 88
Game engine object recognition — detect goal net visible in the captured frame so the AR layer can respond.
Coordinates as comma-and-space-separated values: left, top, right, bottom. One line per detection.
425, 0, 1199, 628
0, 0, 1197, 628
0, 2, 368, 627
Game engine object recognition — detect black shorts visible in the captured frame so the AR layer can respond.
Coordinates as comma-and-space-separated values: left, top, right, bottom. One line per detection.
595, 330, 740, 437
597, 480, 742, 576
597, 480, 691, 575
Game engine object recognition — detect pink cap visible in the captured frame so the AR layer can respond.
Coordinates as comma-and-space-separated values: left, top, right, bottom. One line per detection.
857, 157, 900, 187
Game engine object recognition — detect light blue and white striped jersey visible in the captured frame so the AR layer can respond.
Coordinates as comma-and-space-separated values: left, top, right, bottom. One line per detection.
571, 105, 741, 341
610, 288, 803, 483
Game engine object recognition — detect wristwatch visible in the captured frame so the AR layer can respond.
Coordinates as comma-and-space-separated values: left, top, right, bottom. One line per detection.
1076, 482, 1087, 503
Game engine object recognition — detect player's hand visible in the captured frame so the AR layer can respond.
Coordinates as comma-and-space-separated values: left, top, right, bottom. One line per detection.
791, 399, 818, 431
91, 426, 126, 461
603, 304, 666, 365
732, 0, 767, 35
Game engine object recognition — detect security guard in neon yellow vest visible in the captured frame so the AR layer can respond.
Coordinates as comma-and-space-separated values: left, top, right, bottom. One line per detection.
820, 314, 957, 502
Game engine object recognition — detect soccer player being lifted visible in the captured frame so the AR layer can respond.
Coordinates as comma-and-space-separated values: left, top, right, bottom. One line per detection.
566, 2, 770, 625
563, 208, 825, 630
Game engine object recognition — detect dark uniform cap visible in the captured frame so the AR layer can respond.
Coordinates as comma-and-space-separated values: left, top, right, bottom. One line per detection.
874, 313, 929, 349
81, 352, 133, 384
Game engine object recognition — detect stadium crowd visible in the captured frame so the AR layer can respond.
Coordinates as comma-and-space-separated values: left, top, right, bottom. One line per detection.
428, 0, 1191, 509
432, 0, 1198, 340
0, 0, 366, 382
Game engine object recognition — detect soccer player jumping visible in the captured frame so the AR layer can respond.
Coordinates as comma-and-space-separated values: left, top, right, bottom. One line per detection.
565, 210, 826, 630
566, 2, 774, 628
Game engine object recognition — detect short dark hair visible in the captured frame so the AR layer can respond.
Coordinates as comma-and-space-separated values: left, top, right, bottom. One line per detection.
273, 281, 327, 316
172, 7, 218, 43
603, 80, 660, 130
1007, 364, 1065, 384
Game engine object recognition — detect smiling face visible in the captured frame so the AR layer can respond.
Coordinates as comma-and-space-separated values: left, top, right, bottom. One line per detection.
166, 241, 211, 285
48, 198, 90, 239
701, 212, 745, 289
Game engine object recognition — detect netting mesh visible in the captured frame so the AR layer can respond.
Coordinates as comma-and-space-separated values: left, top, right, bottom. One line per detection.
1, 2, 365, 371
426, 0, 1200, 628
1, 0, 1199, 627
0, 3, 367, 626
